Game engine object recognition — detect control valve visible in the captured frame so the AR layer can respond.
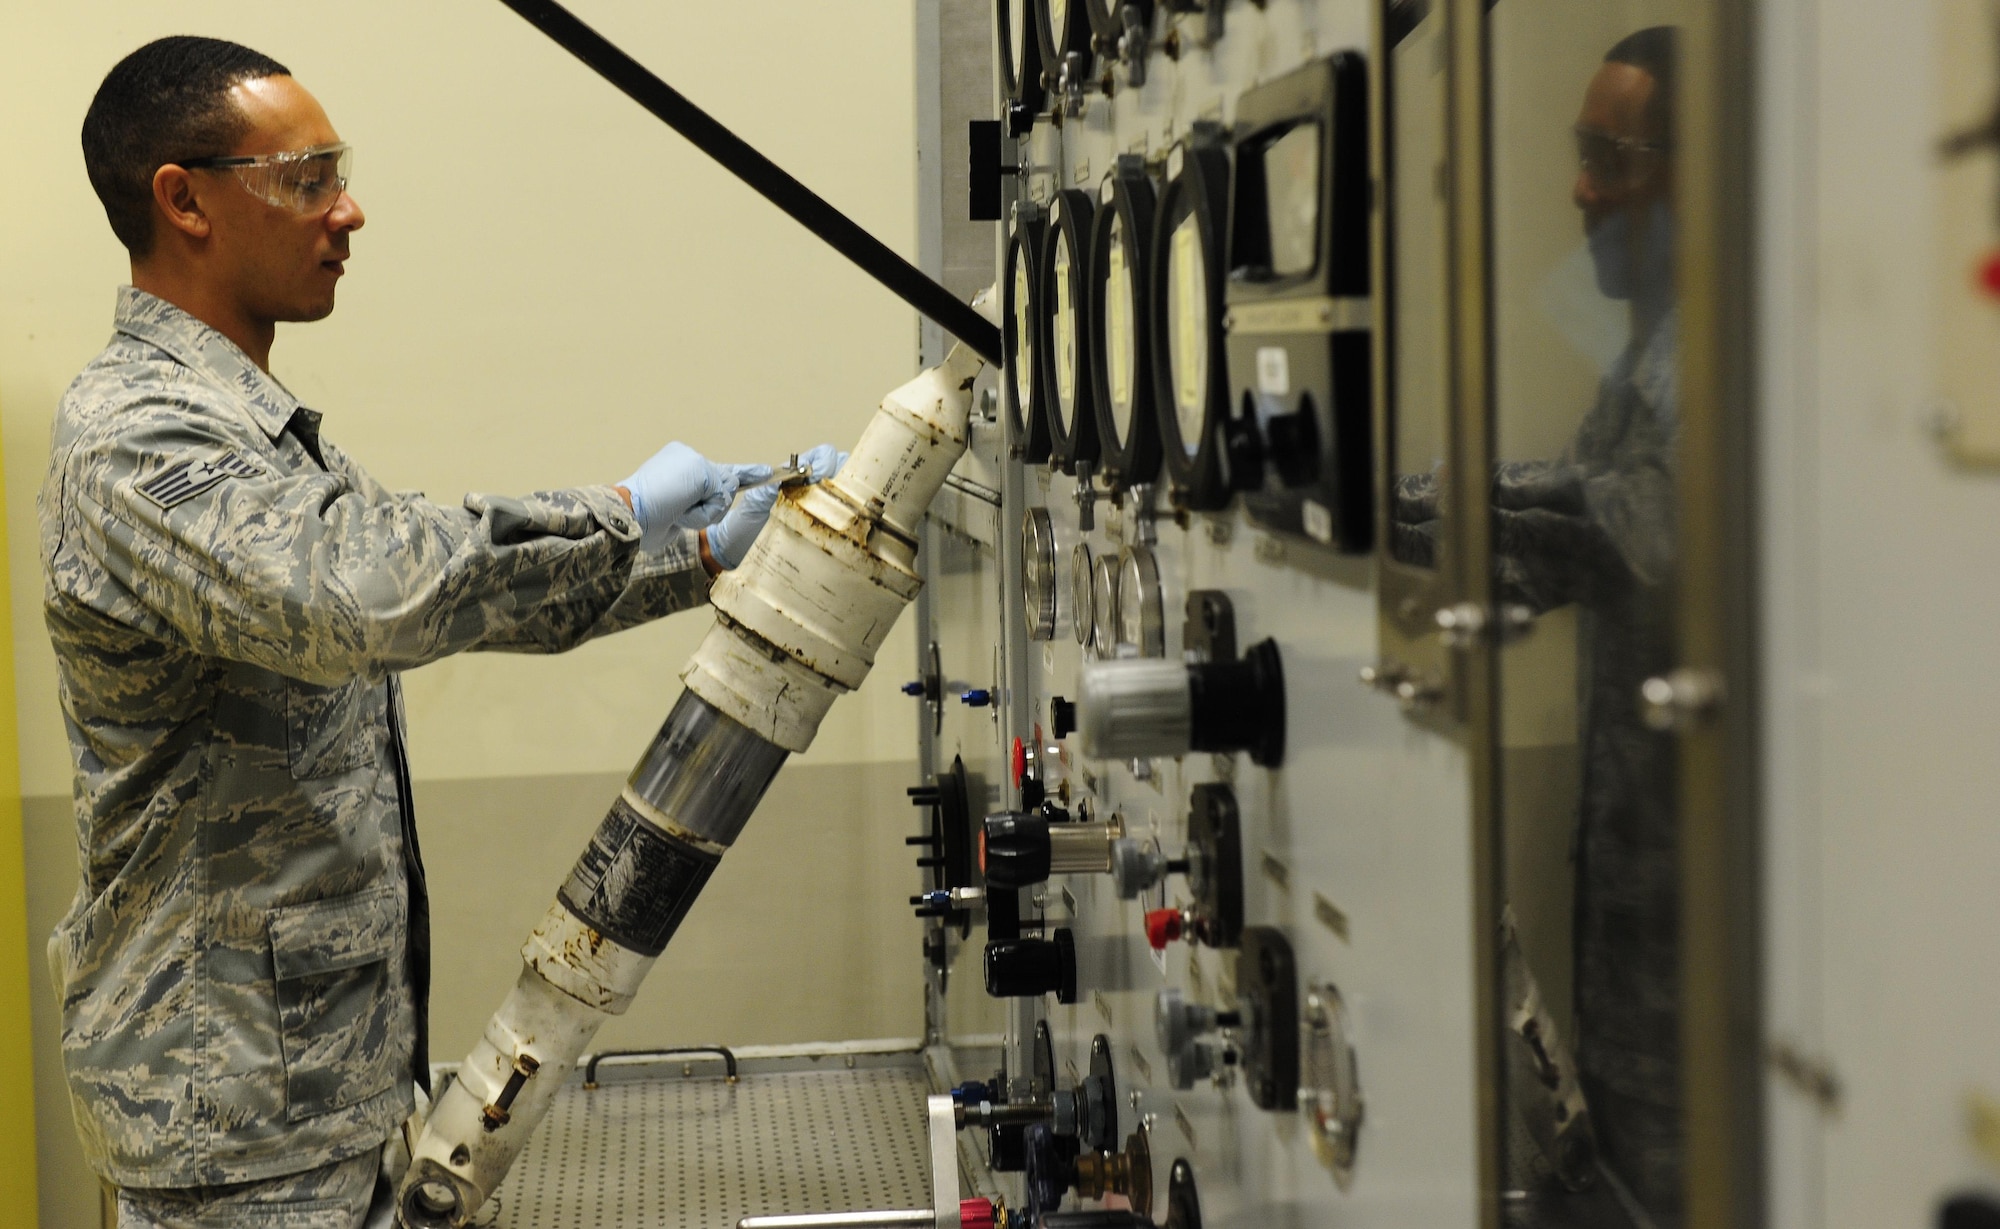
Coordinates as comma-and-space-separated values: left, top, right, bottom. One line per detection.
1076, 639, 1285, 766
986, 929, 1079, 1002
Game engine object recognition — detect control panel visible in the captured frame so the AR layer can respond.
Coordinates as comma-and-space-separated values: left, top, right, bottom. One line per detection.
911, 1, 1482, 1226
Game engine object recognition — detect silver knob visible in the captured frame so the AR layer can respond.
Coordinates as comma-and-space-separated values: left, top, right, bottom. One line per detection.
1434, 602, 1487, 649
1108, 837, 1168, 899
1078, 659, 1192, 760
1639, 668, 1726, 732
1155, 989, 1225, 1090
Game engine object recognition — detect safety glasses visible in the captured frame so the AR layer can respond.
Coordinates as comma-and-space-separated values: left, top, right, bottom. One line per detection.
179, 142, 353, 216
1573, 127, 1666, 188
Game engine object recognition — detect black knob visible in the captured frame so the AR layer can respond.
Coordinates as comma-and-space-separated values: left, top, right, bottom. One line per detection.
985, 930, 1077, 1002
1050, 696, 1077, 740
1019, 773, 1046, 811
983, 813, 1053, 889
1942, 1195, 2000, 1229
1187, 639, 1286, 767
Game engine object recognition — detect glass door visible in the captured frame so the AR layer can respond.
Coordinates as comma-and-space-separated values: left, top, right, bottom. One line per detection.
1481, 6, 1696, 1226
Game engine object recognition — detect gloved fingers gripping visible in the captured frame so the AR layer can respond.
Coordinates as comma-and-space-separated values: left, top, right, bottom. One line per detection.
729, 462, 775, 488
673, 488, 735, 530
798, 443, 847, 482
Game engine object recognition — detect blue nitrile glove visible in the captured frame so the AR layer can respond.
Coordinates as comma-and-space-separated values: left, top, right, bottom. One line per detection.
706, 443, 849, 570
620, 442, 771, 549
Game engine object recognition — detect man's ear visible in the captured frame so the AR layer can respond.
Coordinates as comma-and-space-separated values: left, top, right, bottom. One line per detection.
151, 164, 212, 241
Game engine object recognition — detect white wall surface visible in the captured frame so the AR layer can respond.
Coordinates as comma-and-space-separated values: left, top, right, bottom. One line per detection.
1762, 0, 2000, 1224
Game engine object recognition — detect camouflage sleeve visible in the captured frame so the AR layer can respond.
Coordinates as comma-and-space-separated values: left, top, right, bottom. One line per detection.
466, 527, 711, 654
313, 439, 711, 656
52, 398, 697, 685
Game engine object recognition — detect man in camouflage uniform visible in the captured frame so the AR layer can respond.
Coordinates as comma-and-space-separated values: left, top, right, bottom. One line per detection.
45, 36, 826, 1227
1391, 28, 1683, 1229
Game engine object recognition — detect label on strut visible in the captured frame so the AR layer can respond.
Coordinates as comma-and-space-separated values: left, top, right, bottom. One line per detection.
558, 796, 722, 957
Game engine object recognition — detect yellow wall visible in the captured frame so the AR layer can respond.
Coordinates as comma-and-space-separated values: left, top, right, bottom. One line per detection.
0, 3, 925, 1223
0, 0, 922, 792
0, 396, 38, 1229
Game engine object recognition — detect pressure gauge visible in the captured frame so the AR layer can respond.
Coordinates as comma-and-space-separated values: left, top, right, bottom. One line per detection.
1023, 508, 1059, 641
1116, 547, 1165, 657
1226, 53, 1375, 552
1041, 189, 1100, 474
1037, 0, 1094, 85
1090, 161, 1162, 489
1151, 134, 1237, 510
1000, 0, 1047, 119
1005, 203, 1054, 464
1072, 544, 1096, 646
1090, 553, 1121, 657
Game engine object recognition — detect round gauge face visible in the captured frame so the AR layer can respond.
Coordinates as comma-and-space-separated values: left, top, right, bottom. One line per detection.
1117, 547, 1164, 657
1009, 0, 1031, 86
1012, 249, 1037, 423
1072, 543, 1095, 646
1022, 509, 1057, 641
1053, 231, 1079, 434
1091, 554, 1120, 657
1105, 213, 1137, 443
1166, 210, 1209, 458
1047, 0, 1070, 48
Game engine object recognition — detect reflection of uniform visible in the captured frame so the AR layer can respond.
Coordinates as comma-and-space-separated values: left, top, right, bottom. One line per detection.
1493, 308, 1681, 1225
41, 288, 709, 1189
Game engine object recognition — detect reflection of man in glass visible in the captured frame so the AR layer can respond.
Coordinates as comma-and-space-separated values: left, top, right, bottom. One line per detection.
1496, 26, 1683, 1227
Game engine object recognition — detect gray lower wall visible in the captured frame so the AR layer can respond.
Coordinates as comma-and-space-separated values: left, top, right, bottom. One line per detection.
25, 759, 923, 1229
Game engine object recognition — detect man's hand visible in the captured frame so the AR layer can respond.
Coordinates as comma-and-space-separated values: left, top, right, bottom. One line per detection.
704, 443, 848, 570
619, 442, 771, 552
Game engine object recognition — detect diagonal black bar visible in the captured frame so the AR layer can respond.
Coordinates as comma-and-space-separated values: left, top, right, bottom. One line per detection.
495, 0, 1003, 365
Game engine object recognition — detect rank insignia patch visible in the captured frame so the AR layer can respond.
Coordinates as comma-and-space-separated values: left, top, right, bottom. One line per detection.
136, 451, 265, 510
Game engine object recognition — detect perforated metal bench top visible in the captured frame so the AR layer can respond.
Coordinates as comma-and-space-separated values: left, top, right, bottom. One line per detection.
490, 1063, 935, 1229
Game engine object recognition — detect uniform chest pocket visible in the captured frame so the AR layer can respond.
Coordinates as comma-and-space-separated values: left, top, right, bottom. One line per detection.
286, 678, 377, 779
269, 885, 407, 1122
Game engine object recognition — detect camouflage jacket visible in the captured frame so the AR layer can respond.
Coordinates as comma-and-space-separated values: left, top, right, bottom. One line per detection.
40, 287, 710, 1188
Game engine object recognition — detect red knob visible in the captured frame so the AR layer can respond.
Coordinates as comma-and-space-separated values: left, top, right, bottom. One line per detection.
1980, 250, 2000, 300
960, 1197, 997, 1229
1145, 908, 1185, 951
1011, 737, 1027, 788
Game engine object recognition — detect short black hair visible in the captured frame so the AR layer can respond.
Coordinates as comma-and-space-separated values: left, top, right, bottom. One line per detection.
1604, 26, 1679, 149
81, 36, 291, 257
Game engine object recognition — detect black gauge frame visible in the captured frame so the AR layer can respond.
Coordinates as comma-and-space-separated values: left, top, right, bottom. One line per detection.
1089, 162, 1163, 490
1037, 0, 1096, 87
1039, 188, 1101, 474
1225, 52, 1376, 553
1004, 205, 1054, 465
1000, 0, 1048, 119
1150, 136, 1238, 510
